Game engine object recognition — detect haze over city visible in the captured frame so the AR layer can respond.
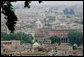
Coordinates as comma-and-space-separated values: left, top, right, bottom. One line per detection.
12, 1, 83, 6
1, 1, 83, 56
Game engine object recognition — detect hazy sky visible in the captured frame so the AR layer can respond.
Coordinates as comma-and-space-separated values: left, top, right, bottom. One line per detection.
12, 1, 83, 6
31, 1, 83, 5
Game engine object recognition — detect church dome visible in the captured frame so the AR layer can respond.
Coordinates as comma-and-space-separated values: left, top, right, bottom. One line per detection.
32, 42, 40, 48
35, 19, 42, 24
35, 19, 43, 29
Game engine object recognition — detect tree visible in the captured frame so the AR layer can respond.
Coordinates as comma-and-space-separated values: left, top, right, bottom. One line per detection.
1, 32, 8, 40
1, 32, 34, 44
75, 20, 83, 25
69, 9, 75, 15
1, 1, 42, 33
49, 36, 61, 45
63, 8, 75, 15
68, 31, 83, 46
63, 8, 69, 15
73, 46, 77, 50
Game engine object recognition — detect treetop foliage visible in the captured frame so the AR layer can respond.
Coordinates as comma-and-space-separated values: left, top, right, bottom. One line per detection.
68, 31, 83, 46
1, 32, 33, 44
1, 1, 42, 33
49, 36, 61, 45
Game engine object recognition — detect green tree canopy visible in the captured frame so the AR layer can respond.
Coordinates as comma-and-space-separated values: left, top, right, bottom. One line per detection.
1, 32, 33, 44
49, 36, 61, 45
68, 31, 83, 46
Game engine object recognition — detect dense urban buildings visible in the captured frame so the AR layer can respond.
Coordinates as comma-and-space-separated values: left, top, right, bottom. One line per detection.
1, 1, 83, 56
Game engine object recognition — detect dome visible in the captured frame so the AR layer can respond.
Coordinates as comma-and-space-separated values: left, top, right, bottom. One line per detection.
32, 42, 40, 48
35, 20, 42, 24
35, 19, 43, 29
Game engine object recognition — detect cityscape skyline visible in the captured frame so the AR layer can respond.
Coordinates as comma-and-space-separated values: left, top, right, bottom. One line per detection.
1, 1, 83, 56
